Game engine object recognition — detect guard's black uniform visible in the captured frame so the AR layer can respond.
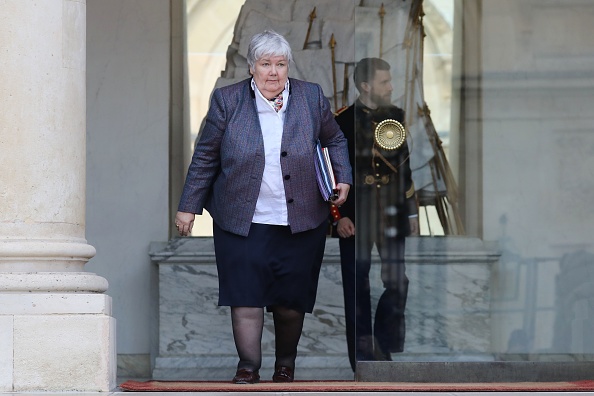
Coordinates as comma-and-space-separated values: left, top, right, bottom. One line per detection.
334, 100, 417, 370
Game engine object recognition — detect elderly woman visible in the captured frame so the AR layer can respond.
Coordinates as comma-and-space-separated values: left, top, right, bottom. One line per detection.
175, 30, 352, 384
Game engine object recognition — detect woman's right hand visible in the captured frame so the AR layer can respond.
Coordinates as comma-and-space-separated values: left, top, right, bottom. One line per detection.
175, 211, 195, 236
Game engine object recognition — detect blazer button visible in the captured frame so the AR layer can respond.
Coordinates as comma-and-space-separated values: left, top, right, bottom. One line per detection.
284, 175, 291, 180
281, 151, 288, 157
287, 198, 294, 203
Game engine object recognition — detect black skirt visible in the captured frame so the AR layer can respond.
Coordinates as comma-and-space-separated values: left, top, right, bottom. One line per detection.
213, 220, 328, 313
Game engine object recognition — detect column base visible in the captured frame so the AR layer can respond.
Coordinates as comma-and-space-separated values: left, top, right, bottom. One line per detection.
0, 293, 116, 392
0, 272, 108, 293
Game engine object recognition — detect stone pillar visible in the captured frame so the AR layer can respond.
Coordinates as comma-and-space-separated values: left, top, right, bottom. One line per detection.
0, 0, 116, 392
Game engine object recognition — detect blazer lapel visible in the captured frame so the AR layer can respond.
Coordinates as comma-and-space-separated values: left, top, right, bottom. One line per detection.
282, 79, 315, 151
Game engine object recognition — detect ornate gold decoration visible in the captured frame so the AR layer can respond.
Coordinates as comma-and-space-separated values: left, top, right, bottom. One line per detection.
374, 119, 406, 150
364, 175, 390, 185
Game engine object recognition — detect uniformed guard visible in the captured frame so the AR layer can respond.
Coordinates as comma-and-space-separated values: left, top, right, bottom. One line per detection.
332, 57, 419, 372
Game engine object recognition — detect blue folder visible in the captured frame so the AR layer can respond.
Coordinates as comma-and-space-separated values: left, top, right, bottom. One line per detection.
314, 140, 338, 201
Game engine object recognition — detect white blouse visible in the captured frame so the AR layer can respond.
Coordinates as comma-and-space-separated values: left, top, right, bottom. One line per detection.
251, 79, 290, 225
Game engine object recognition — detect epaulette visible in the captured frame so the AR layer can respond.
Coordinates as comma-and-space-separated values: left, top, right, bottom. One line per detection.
333, 105, 349, 117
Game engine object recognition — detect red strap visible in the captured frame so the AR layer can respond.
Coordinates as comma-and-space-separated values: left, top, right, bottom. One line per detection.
330, 203, 342, 222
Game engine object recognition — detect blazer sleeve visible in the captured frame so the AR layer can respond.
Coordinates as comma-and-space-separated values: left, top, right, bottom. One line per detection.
177, 88, 226, 214
333, 107, 356, 223
316, 86, 353, 187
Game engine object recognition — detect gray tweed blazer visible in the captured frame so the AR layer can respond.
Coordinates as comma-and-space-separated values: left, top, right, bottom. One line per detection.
178, 77, 352, 237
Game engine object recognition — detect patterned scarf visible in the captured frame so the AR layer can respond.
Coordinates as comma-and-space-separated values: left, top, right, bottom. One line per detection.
271, 93, 283, 112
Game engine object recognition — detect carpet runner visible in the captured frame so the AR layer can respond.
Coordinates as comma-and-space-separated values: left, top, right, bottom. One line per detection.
120, 379, 594, 392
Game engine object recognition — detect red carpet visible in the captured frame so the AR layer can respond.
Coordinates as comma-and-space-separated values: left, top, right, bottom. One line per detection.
120, 379, 594, 392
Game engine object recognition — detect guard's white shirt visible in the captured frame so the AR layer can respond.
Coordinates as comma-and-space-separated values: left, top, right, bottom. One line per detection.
251, 79, 290, 225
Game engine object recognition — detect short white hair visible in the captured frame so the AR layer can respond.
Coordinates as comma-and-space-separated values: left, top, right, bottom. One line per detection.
246, 30, 293, 69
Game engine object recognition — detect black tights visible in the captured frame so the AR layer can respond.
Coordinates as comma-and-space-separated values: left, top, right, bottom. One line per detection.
231, 307, 264, 371
231, 306, 305, 371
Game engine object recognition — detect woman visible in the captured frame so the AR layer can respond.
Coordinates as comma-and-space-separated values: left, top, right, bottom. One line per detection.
175, 30, 352, 384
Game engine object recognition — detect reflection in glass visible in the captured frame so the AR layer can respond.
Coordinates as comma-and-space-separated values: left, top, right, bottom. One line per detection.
353, 0, 594, 368
349, 0, 462, 367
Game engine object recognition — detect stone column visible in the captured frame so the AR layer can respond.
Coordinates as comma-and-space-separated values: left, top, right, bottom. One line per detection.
0, 0, 116, 392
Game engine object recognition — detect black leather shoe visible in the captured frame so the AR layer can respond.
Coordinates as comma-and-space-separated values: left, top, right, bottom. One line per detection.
272, 366, 294, 382
232, 368, 260, 384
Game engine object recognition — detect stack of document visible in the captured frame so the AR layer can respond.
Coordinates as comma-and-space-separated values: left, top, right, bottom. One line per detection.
314, 140, 338, 201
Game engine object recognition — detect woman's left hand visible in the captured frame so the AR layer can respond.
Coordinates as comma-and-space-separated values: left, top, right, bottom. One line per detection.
332, 183, 350, 207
